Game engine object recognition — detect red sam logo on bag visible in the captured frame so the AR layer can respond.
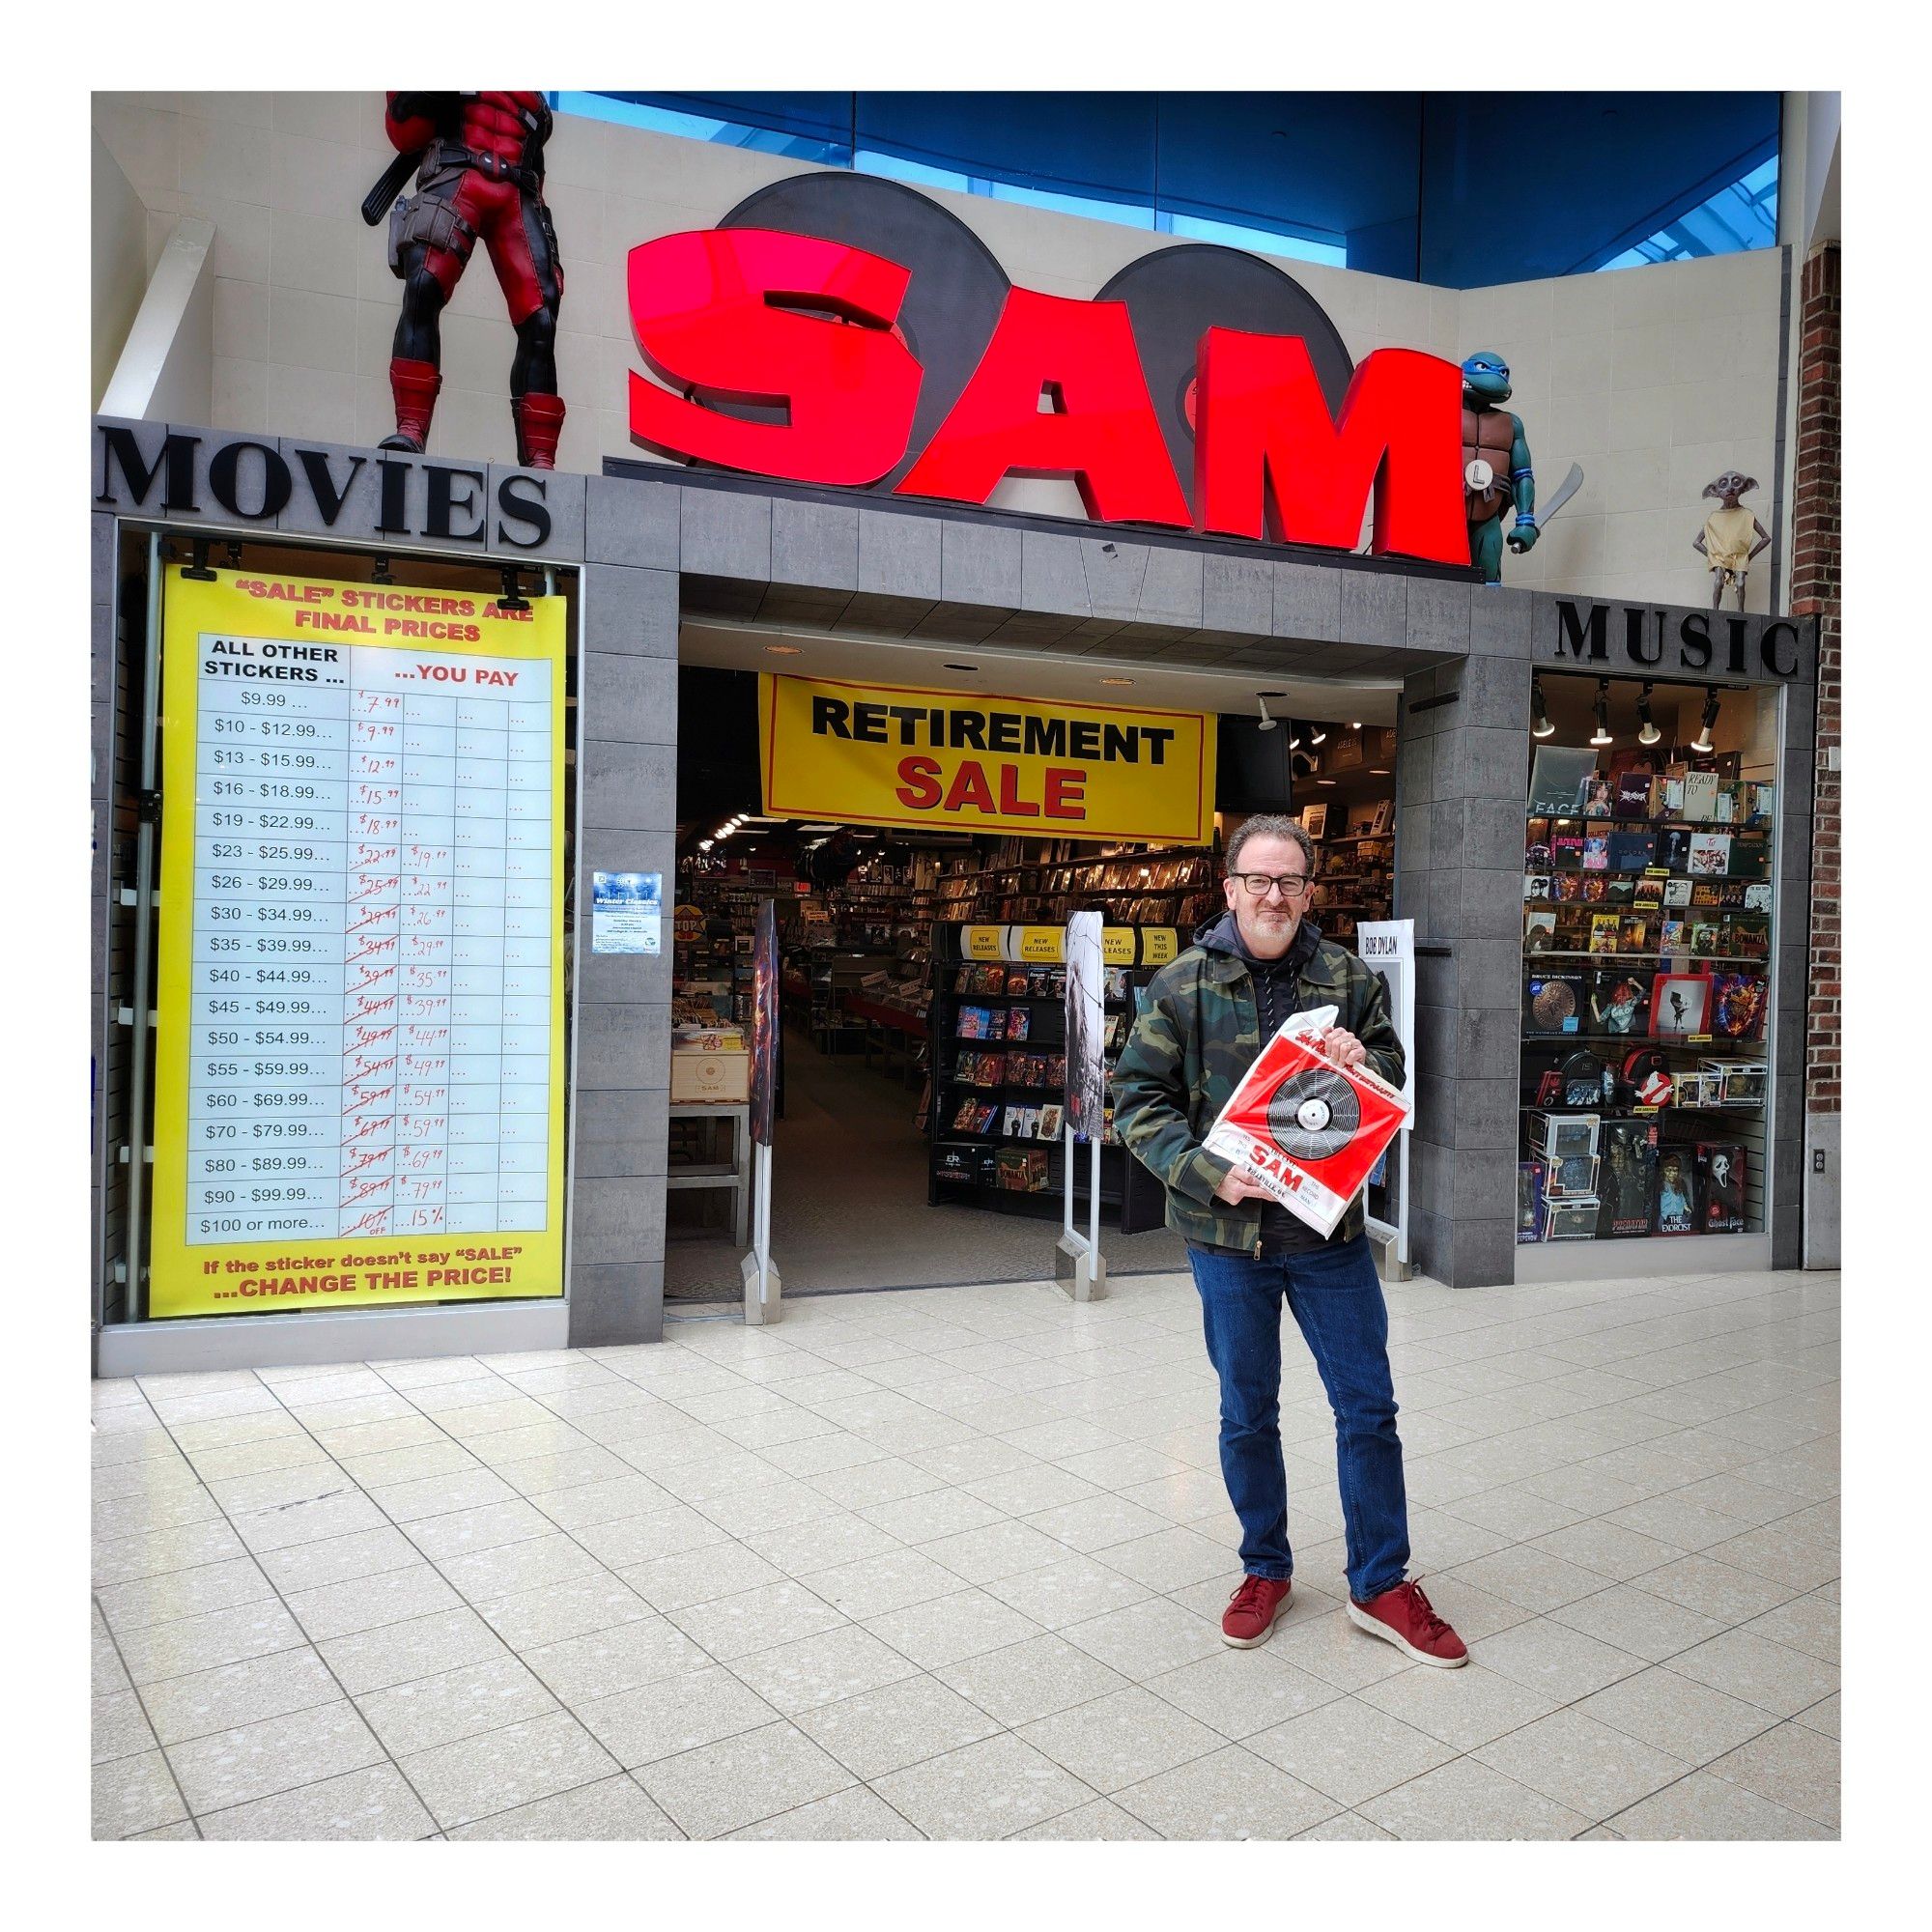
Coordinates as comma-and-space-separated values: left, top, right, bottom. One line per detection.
1204, 1019, 1408, 1237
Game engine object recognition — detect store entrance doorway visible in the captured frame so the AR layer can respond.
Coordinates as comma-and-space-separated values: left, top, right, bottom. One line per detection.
665, 627, 1399, 1302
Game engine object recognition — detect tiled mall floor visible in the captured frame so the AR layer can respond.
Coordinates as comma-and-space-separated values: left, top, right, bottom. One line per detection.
93, 1264, 1839, 1842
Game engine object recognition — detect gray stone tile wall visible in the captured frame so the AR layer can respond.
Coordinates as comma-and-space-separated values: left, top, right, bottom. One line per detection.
572, 563, 681, 1345
1395, 635, 1534, 1289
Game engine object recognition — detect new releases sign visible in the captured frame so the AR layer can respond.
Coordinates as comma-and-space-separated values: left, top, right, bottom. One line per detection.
760, 674, 1215, 844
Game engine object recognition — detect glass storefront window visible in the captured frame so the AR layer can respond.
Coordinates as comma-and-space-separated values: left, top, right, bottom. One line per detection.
1520, 674, 1778, 1246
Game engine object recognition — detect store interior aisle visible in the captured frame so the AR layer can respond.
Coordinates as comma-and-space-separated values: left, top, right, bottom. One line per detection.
665, 1029, 1187, 1300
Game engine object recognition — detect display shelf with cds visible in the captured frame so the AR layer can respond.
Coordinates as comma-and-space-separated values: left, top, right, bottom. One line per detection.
1520, 952, 1767, 966
1519, 677, 1778, 1247
929, 923, 1164, 1225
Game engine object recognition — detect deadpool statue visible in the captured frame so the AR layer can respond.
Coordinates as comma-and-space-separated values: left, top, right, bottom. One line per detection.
371, 92, 566, 469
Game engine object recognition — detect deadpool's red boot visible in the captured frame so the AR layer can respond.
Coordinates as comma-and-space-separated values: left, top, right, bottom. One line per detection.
512, 391, 566, 469
383, 357, 440, 454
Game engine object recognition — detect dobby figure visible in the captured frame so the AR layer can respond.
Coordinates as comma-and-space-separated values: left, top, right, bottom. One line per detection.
1694, 471, 1771, 611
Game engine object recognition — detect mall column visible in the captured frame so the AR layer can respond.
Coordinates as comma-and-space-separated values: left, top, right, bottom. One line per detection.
1394, 596, 1532, 1288
570, 523, 680, 1344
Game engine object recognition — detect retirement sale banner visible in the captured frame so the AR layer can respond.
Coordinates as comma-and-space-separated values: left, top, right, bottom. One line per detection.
760, 673, 1216, 844
148, 567, 568, 1320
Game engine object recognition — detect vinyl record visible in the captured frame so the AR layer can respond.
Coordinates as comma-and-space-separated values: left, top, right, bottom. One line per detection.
1530, 980, 1577, 1030
719, 173, 1012, 490
1266, 1067, 1361, 1161
1094, 245, 1355, 515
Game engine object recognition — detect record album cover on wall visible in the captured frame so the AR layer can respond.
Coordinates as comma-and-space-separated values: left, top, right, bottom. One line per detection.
1654, 972, 1714, 1037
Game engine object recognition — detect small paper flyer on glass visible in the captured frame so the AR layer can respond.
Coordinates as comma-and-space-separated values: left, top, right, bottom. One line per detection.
590, 871, 662, 955
1203, 1009, 1410, 1237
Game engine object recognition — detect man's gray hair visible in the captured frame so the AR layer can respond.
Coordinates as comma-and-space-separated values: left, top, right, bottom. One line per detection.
1225, 813, 1317, 875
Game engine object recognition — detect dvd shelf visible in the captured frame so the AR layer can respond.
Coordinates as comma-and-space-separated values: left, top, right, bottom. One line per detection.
927, 924, 1164, 1225
1291, 764, 1397, 949
1519, 706, 1775, 1247
674, 873, 787, 1029
933, 846, 1219, 930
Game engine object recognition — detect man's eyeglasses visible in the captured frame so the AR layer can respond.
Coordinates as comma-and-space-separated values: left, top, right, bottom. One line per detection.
1232, 872, 1314, 899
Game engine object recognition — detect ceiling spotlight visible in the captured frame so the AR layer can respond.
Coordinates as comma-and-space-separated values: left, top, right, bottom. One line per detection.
1308, 724, 1328, 746
1256, 693, 1279, 732
1350, 721, 1362, 730
1531, 676, 1554, 739
1288, 724, 1302, 750
697, 838, 714, 851
1589, 679, 1613, 749
1636, 682, 1662, 746
1690, 686, 1720, 754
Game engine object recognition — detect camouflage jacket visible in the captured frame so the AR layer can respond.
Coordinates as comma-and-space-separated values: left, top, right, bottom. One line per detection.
1112, 911, 1405, 1254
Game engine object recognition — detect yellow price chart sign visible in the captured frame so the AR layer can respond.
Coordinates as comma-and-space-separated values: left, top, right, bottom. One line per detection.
147, 567, 568, 1319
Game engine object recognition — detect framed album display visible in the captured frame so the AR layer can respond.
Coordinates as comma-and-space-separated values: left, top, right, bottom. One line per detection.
1653, 973, 1715, 1037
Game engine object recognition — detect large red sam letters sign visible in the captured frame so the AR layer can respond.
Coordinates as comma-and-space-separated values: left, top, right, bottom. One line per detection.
627, 228, 1467, 568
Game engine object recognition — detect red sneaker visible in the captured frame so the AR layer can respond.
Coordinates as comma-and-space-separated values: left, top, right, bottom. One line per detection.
1348, 1579, 1468, 1667
1222, 1574, 1293, 1648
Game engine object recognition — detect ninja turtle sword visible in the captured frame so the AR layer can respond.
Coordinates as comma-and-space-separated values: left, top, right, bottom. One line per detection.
1533, 463, 1585, 526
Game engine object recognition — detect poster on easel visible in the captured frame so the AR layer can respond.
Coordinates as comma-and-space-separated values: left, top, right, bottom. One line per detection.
743, 898, 781, 1321
750, 899, 779, 1149
1059, 909, 1107, 1299
1356, 919, 1415, 1266
1064, 911, 1105, 1144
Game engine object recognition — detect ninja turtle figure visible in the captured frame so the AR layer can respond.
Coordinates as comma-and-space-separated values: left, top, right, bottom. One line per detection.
1462, 351, 1538, 584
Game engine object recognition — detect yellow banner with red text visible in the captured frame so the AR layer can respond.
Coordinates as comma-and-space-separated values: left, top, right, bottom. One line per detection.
759, 673, 1215, 845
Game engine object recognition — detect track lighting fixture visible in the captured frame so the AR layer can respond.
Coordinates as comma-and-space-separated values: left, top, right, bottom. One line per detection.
1256, 692, 1279, 732
1308, 724, 1328, 746
1531, 675, 1554, 739
1690, 686, 1719, 754
1637, 681, 1661, 746
1589, 678, 1613, 748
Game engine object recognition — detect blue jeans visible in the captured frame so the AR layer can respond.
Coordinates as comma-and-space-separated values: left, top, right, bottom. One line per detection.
1185, 1233, 1409, 1603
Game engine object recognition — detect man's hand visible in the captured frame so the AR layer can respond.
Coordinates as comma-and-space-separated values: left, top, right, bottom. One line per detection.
1319, 1027, 1368, 1069
1213, 1169, 1271, 1206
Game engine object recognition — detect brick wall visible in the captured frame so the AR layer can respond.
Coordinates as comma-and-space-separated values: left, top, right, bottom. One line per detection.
1793, 242, 1840, 1112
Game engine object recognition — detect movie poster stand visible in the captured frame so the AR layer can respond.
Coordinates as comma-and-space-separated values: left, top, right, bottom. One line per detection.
741, 899, 782, 1323
1055, 911, 1107, 1302
1357, 918, 1417, 1280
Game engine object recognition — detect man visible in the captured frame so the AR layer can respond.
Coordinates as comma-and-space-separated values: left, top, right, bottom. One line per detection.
1112, 814, 1466, 1665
